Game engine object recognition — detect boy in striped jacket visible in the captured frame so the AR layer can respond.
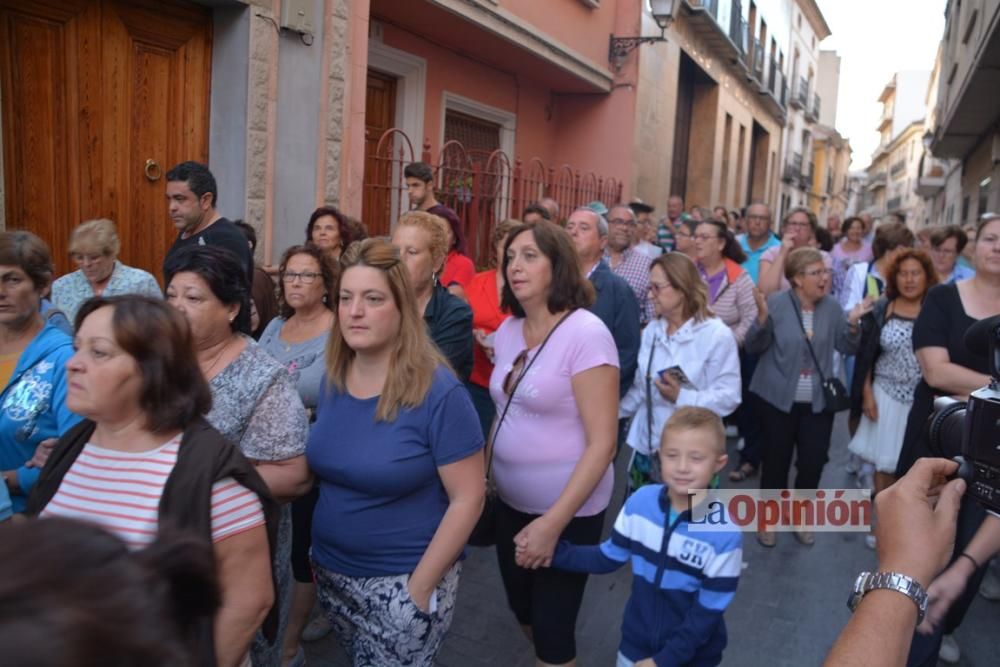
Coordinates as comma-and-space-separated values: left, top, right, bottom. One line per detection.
551, 407, 742, 667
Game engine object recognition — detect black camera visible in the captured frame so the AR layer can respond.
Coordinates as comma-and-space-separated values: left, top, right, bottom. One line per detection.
927, 314, 1000, 513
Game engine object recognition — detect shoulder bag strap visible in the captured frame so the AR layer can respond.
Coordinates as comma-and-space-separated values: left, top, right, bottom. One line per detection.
643, 338, 661, 481
788, 292, 828, 386
484, 310, 573, 480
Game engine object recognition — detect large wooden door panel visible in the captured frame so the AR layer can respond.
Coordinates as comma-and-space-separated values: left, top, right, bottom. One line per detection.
0, 1, 95, 269
105, 0, 212, 275
0, 0, 211, 276
363, 69, 397, 237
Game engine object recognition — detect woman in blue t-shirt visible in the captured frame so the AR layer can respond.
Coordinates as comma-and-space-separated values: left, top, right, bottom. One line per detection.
306, 238, 484, 666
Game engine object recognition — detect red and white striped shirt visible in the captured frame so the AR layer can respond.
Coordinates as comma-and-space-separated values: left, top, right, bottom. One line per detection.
41, 435, 265, 550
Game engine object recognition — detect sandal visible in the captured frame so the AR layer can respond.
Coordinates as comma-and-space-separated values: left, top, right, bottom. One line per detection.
728, 463, 757, 482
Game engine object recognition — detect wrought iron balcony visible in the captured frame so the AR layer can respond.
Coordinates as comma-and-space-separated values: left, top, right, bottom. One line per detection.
867, 171, 887, 190
790, 77, 809, 110
751, 39, 765, 82
782, 152, 803, 183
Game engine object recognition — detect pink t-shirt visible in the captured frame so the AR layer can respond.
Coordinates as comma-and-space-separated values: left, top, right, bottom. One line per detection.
488, 309, 619, 516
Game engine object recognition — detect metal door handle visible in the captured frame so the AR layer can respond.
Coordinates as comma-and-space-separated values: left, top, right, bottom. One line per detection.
144, 159, 162, 182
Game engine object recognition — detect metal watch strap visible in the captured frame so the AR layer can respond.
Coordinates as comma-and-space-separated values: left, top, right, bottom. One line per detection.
847, 571, 928, 624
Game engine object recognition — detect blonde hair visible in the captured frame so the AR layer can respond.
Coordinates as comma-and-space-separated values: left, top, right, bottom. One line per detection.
69, 219, 120, 258
650, 253, 711, 322
784, 247, 824, 284
395, 211, 449, 270
662, 406, 726, 456
325, 239, 447, 421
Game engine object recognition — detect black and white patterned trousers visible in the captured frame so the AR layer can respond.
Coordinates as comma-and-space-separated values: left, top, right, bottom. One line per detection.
312, 560, 461, 666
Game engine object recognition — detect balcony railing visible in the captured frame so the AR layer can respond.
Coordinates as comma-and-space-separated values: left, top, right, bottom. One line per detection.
782, 152, 803, 183
692, 0, 720, 18
684, 0, 750, 69
800, 162, 814, 191
806, 93, 820, 122
729, 1, 746, 53
751, 39, 765, 82
790, 77, 809, 110
867, 171, 887, 189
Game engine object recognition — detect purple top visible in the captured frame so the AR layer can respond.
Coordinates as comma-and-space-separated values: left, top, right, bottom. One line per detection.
700, 266, 727, 303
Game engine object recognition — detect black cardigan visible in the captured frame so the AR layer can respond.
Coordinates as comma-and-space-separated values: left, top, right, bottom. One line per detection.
27, 417, 281, 666
849, 297, 890, 420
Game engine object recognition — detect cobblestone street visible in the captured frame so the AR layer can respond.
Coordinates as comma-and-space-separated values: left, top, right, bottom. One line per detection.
305, 414, 1000, 666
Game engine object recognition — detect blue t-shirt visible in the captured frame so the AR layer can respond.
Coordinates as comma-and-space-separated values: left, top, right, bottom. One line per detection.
737, 233, 780, 284
307, 366, 484, 576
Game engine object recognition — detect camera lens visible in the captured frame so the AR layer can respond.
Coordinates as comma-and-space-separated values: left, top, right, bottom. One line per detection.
927, 397, 967, 459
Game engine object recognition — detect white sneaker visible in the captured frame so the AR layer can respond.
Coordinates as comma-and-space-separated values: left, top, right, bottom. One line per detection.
856, 463, 875, 491
939, 633, 960, 664
725, 425, 739, 438
301, 614, 332, 642
864, 534, 876, 550
979, 564, 1000, 601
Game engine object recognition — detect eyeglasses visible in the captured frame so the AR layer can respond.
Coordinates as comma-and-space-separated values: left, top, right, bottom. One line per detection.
801, 268, 831, 278
282, 271, 322, 284
674, 230, 692, 238
503, 349, 530, 395
609, 218, 637, 227
648, 281, 672, 295
693, 233, 719, 242
786, 221, 810, 229
71, 253, 106, 264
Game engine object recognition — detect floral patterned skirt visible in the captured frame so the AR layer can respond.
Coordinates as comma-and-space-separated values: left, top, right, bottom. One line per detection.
312, 560, 461, 666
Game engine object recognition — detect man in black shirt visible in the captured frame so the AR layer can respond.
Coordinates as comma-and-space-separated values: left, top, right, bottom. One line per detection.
162, 161, 253, 281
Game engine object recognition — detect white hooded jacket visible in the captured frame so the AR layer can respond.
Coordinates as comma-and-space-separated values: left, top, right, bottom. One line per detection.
620, 316, 741, 454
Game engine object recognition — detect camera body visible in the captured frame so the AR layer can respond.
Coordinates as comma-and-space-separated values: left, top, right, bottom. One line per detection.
929, 314, 1000, 513
931, 388, 1000, 513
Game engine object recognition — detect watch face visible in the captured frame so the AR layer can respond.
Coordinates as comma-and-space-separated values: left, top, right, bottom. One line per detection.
847, 590, 863, 613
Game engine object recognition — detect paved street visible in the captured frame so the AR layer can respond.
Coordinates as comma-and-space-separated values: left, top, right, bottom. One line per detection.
305, 414, 1000, 666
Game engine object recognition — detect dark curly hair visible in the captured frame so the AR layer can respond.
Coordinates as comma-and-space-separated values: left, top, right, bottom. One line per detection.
305, 206, 352, 251
883, 249, 938, 301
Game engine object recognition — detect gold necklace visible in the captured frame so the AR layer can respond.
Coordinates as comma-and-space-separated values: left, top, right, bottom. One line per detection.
202, 336, 235, 377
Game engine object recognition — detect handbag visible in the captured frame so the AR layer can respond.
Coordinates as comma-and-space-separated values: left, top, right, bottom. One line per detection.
789, 293, 851, 414
467, 311, 573, 547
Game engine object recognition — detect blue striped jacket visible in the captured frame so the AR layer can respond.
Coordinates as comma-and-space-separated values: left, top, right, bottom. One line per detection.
553, 484, 742, 666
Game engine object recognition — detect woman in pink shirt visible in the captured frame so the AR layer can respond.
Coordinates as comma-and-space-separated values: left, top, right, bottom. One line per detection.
489, 220, 619, 667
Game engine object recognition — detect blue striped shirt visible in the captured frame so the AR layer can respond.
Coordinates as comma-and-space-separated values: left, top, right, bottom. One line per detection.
553, 484, 742, 665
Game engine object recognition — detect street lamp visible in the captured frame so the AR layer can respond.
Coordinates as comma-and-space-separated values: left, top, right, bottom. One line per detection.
609, 0, 675, 67
922, 130, 934, 153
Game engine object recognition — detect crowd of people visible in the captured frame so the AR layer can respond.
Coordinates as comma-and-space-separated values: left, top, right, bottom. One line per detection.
0, 157, 998, 667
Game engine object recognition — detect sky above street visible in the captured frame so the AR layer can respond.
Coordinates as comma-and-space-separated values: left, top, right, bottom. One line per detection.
819, 0, 945, 170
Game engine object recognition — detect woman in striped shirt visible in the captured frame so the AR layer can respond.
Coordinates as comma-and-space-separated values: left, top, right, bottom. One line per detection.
29, 296, 277, 667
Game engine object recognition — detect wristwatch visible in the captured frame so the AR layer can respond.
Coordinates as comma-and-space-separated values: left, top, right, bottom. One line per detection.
847, 571, 928, 624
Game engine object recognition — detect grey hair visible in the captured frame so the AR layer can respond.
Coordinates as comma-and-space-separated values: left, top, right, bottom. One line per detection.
609, 203, 637, 222
572, 207, 609, 237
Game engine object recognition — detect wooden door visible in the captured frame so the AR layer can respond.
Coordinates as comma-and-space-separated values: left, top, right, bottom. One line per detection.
363, 69, 397, 238
0, 0, 212, 277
